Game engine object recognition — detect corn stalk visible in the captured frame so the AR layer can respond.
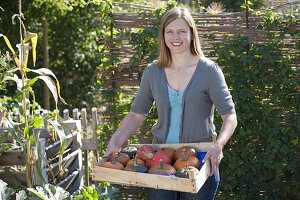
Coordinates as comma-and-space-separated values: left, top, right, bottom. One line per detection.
0, 0, 66, 188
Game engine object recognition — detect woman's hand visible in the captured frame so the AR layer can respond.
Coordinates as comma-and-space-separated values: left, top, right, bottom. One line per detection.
203, 143, 224, 176
95, 112, 146, 166
95, 140, 122, 166
203, 113, 237, 175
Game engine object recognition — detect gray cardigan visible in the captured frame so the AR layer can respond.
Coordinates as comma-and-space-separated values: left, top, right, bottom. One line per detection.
131, 57, 236, 144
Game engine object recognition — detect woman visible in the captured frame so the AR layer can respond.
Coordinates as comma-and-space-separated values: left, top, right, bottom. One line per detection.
100, 7, 237, 200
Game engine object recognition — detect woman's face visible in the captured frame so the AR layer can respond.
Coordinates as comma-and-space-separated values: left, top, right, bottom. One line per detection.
164, 18, 192, 55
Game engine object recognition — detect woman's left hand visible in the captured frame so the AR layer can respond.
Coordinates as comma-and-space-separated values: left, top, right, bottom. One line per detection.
203, 143, 224, 176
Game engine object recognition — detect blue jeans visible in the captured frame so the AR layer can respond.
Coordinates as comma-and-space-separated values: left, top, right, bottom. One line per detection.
147, 170, 220, 200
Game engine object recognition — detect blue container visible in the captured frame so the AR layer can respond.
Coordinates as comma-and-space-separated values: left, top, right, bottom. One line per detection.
197, 151, 207, 166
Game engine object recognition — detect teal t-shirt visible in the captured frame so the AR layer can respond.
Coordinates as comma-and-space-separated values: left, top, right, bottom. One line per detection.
166, 84, 184, 144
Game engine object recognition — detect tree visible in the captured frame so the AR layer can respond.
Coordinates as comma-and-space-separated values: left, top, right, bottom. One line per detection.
0, 0, 112, 111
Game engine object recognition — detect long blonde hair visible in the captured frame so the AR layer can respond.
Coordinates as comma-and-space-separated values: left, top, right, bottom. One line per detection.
154, 7, 204, 68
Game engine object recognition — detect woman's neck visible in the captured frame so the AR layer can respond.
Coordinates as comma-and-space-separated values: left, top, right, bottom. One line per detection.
170, 54, 200, 69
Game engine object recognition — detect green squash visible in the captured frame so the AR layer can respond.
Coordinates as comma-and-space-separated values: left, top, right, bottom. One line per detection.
121, 146, 137, 159
175, 166, 199, 178
125, 164, 148, 173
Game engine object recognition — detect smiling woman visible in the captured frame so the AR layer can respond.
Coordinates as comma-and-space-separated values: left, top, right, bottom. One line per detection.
99, 6, 237, 200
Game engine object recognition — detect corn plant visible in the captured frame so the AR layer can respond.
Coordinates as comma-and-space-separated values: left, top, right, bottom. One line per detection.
0, 0, 67, 187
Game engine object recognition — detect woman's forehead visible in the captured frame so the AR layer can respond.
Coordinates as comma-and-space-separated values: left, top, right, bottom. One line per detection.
165, 18, 190, 29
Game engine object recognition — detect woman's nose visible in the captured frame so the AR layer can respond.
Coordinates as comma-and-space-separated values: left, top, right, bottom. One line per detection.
173, 32, 180, 39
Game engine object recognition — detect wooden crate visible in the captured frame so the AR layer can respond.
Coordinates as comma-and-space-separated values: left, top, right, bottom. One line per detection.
92, 142, 212, 193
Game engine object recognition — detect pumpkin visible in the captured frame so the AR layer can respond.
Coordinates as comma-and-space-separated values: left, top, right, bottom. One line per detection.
148, 159, 176, 175
174, 149, 201, 170
121, 146, 137, 159
126, 157, 146, 167
162, 147, 175, 161
109, 152, 131, 166
146, 150, 171, 168
174, 146, 197, 160
100, 161, 124, 170
124, 155, 148, 173
175, 166, 199, 178
136, 145, 155, 161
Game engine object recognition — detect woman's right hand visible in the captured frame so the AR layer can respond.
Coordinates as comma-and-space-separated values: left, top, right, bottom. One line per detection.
95, 112, 145, 166
94, 141, 119, 166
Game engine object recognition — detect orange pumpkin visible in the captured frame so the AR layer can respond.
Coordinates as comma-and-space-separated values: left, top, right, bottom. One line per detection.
124, 155, 148, 173
126, 157, 146, 167
162, 147, 175, 161
174, 149, 201, 170
174, 146, 197, 160
109, 152, 131, 166
100, 161, 124, 170
148, 159, 176, 175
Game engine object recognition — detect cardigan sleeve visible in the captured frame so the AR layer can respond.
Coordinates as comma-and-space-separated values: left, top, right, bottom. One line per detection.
130, 65, 154, 115
208, 63, 236, 116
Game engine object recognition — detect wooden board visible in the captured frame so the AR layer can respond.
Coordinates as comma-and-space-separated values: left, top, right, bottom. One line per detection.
0, 150, 25, 166
92, 142, 212, 193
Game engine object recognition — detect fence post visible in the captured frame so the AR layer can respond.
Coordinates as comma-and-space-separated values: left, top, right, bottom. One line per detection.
246, 0, 249, 29
63, 109, 70, 120
91, 107, 99, 161
33, 138, 48, 186
81, 108, 89, 186
73, 108, 79, 120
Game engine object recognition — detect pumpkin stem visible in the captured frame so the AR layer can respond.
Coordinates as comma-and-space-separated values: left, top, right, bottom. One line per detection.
118, 148, 122, 154
146, 151, 153, 159
181, 148, 187, 161
159, 159, 163, 169
133, 154, 138, 166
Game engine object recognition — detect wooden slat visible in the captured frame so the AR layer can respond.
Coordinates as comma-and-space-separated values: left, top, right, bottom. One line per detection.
0, 171, 26, 185
92, 160, 210, 193
45, 131, 78, 158
0, 150, 25, 166
57, 170, 79, 190
131, 142, 214, 151
93, 167, 194, 193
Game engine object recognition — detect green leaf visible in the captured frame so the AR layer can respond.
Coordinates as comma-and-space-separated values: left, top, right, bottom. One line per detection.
28, 68, 67, 104
34, 156, 46, 184
0, 131, 9, 144
36, 75, 58, 105
23, 77, 39, 90
24, 126, 30, 138
0, 34, 21, 68
47, 119, 67, 172
31, 116, 44, 128
15, 190, 27, 200
0, 179, 15, 200
0, 143, 13, 156
3, 167, 27, 190
27, 187, 46, 200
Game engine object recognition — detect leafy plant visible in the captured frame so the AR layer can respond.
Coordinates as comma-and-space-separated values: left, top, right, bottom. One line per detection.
0, 179, 14, 200
73, 186, 99, 200
0, 179, 71, 200
0, 0, 67, 188
27, 184, 70, 200
212, 9, 299, 198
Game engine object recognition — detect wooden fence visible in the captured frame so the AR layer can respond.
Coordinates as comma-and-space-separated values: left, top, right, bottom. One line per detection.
0, 107, 99, 196
98, 3, 299, 96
